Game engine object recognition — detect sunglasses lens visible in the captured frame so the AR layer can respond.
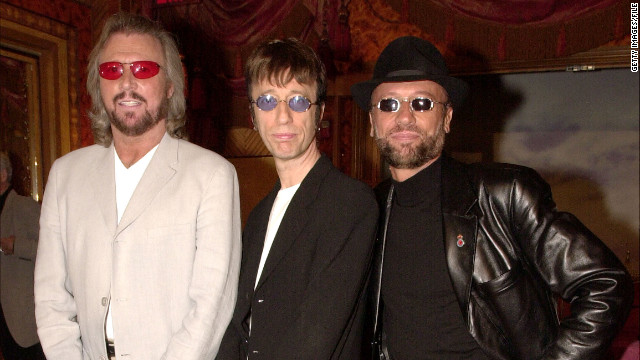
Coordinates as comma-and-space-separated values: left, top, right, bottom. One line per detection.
98, 62, 123, 80
378, 99, 400, 112
98, 61, 160, 80
411, 97, 433, 112
288, 96, 311, 112
256, 95, 278, 111
131, 61, 160, 79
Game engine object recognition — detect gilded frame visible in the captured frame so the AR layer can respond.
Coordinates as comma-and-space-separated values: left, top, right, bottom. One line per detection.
0, 49, 42, 200
0, 4, 78, 199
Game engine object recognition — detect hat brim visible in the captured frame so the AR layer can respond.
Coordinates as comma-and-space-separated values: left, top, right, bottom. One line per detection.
351, 74, 469, 111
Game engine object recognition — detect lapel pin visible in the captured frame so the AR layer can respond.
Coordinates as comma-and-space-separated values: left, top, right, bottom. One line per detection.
456, 234, 465, 247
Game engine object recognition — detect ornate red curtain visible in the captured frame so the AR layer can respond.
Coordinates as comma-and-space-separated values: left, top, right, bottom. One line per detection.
349, 0, 630, 72
160, 0, 318, 46
431, 0, 622, 24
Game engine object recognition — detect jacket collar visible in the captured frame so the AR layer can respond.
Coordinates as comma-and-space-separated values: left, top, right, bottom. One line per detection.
375, 154, 477, 215
116, 133, 178, 236
253, 155, 333, 290
89, 133, 178, 237
90, 144, 118, 235
441, 154, 477, 216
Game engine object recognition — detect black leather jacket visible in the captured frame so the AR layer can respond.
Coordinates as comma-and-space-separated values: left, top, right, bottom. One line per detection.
371, 155, 633, 360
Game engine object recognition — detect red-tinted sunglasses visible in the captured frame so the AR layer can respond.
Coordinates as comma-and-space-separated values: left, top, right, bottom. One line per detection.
98, 61, 161, 80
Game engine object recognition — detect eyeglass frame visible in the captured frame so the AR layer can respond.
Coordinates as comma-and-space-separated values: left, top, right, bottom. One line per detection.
372, 96, 449, 113
98, 61, 162, 80
250, 94, 320, 113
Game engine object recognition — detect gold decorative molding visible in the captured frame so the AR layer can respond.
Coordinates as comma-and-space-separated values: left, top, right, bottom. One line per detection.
1, 5, 76, 189
0, 4, 70, 39
0, 49, 42, 200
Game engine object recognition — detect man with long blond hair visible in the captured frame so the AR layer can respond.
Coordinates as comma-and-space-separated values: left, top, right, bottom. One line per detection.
34, 12, 241, 360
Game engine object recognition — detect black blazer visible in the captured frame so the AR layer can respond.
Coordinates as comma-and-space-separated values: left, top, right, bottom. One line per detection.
218, 155, 378, 360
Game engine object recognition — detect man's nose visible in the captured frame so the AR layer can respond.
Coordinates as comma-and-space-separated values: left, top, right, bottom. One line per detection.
118, 66, 138, 91
395, 100, 415, 125
274, 100, 293, 124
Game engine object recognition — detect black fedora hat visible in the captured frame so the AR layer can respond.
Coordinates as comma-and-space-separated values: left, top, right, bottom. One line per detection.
351, 36, 469, 111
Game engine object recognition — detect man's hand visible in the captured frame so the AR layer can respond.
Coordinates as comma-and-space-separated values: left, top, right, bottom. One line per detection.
0, 235, 15, 255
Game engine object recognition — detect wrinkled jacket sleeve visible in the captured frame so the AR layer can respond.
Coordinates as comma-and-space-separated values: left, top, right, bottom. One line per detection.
508, 167, 633, 360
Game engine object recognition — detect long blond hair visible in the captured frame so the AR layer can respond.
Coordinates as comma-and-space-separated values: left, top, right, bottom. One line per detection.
86, 12, 186, 146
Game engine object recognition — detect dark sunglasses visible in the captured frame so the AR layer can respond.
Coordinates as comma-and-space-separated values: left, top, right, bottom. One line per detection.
98, 61, 162, 80
374, 97, 448, 112
251, 94, 319, 113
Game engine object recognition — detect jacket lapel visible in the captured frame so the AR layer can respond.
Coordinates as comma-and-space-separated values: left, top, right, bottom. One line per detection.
89, 145, 118, 236
254, 156, 330, 290
116, 133, 177, 237
232, 187, 274, 330
238, 187, 276, 305
441, 155, 478, 322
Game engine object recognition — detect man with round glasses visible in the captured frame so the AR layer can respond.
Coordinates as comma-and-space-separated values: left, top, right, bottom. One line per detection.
34, 12, 241, 360
351, 36, 633, 360
217, 38, 378, 359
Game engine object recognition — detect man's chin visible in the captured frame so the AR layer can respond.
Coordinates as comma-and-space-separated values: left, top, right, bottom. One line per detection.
384, 145, 439, 169
392, 145, 419, 157
110, 111, 159, 137
391, 159, 427, 169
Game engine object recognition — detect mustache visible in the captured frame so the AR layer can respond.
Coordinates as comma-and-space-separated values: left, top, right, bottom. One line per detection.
390, 124, 419, 133
374, 124, 421, 140
113, 91, 147, 104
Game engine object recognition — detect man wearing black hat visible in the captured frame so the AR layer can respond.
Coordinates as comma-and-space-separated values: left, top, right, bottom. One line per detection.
351, 36, 633, 360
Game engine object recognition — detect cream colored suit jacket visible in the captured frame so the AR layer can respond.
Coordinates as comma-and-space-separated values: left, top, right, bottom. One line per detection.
0, 190, 40, 347
35, 133, 241, 360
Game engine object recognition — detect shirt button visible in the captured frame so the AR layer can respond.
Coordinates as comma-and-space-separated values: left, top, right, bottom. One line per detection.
101, 297, 108, 306
257, 299, 264, 303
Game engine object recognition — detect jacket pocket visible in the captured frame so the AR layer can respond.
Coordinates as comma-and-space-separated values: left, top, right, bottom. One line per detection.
474, 263, 557, 359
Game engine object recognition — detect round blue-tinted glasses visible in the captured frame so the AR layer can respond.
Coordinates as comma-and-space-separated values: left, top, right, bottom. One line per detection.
252, 94, 318, 113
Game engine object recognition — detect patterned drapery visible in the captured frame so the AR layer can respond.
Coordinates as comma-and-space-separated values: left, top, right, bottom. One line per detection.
431, 0, 621, 24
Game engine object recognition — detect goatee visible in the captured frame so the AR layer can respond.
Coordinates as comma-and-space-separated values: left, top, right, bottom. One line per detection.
376, 121, 446, 169
109, 92, 169, 136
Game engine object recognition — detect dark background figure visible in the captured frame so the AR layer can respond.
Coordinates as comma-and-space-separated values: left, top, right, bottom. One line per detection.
0, 151, 44, 360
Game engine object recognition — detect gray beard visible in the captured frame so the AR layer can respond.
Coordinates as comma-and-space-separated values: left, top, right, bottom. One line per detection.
376, 121, 446, 169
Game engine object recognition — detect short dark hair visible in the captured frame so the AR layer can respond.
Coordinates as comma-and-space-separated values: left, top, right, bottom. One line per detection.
244, 38, 327, 105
